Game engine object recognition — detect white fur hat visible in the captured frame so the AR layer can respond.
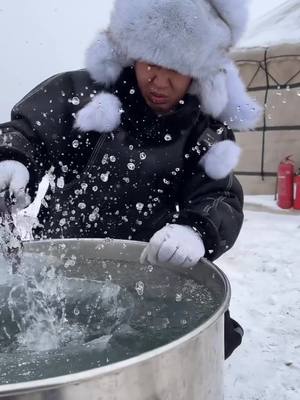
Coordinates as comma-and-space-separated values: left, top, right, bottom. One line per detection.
84, 0, 262, 131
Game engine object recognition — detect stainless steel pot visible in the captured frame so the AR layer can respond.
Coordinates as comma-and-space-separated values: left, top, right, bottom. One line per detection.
0, 239, 230, 400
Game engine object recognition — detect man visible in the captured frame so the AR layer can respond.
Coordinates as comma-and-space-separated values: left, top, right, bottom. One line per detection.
0, 0, 261, 357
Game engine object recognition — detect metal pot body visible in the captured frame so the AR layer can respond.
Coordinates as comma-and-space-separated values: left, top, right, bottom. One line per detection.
0, 239, 230, 400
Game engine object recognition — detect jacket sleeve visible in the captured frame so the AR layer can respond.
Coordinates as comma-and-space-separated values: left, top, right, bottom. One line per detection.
0, 73, 70, 194
0, 70, 98, 195
176, 119, 244, 262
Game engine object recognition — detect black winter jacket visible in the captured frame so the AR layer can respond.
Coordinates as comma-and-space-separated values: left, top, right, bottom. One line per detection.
0, 66, 244, 261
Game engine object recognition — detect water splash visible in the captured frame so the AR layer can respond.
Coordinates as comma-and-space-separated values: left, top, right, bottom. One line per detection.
7, 266, 72, 352
12, 173, 51, 241
1, 255, 133, 354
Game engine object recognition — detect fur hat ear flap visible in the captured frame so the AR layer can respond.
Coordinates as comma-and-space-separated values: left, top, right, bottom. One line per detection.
74, 92, 122, 133
200, 140, 241, 180
85, 31, 129, 85
197, 70, 229, 118
218, 62, 263, 131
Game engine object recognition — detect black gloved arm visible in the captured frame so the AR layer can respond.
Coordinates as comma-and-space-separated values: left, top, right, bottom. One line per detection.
175, 119, 244, 261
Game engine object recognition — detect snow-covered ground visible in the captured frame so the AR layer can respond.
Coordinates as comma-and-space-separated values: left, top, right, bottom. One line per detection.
222, 197, 300, 399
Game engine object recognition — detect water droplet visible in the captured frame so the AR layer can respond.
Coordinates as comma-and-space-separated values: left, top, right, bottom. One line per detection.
59, 218, 66, 227
102, 154, 109, 165
127, 162, 135, 170
69, 97, 80, 105
78, 202, 86, 210
129, 89, 135, 95
101, 172, 110, 182
64, 257, 76, 268
72, 140, 79, 148
163, 179, 170, 185
147, 265, 153, 272
92, 186, 98, 192
164, 134, 172, 141
136, 203, 144, 211
140, 152, 147, 160
73, 307, 80, 316
57, 177, 65, 189
179, 99, 185, 105
55, 203, 62, 212
176, 293, 183, 302
129, 145, 134, 150
89, 213, 97, 222
217, 127, 224, 135
62, 165, 68, 173
110, 155, 116, 162
36, 121, 42, 126
135, 281, 144, 296
81, 183, 88, 191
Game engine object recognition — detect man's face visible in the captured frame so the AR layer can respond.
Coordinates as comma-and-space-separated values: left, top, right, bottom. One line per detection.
135, 61, 192, 114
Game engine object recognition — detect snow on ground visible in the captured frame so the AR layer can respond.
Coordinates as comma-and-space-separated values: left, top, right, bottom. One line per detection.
244, 195, 300, 215
220, 198, 300, 399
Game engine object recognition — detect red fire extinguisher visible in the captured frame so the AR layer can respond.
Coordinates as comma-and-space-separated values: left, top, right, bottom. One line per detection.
277, 155, 294, 209
294, 169, 300, 210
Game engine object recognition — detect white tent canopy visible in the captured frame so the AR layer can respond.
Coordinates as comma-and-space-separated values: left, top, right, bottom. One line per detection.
233, 0, 300, 195
241, 0, 300, 48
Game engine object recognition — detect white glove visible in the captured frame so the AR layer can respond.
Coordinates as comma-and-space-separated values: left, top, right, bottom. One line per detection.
0, 160, 30, 208
140, 224, 205, 268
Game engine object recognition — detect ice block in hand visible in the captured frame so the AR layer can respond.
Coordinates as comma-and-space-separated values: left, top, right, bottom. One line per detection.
13, 174, 51, 241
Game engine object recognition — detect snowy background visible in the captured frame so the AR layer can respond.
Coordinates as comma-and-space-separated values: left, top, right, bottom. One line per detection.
1, 0, 299, 121
223, 196, 300, 399
0, 0, 114, 122
1, 1, 300, 398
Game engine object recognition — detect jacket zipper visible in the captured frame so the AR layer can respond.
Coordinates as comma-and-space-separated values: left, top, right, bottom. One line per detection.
61, 134, 107, 190
85, 134, 107, 174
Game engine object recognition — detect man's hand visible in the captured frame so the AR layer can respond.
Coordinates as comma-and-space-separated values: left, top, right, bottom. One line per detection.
0, 160, 30, 209
140, 224, 205, 268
